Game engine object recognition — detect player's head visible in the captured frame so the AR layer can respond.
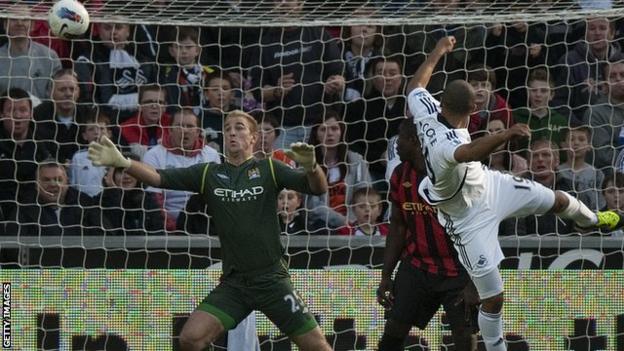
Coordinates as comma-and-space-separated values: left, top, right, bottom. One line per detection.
527, 68, 554, 110
224, 110, 258, 157
169, 26, 200, 67
440, 79, 476, 119
396, 118, 424, 168
351, 187, 383, 225
602, 170, 624, 211
560, 125, 591, 161
37, 159, 69, 205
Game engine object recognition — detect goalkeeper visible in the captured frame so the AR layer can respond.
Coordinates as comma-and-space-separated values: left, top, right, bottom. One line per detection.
88, 110, 332, 351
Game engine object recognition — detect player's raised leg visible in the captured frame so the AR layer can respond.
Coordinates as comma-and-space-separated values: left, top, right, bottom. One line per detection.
551, 190, 624, 230
179, 309, 225, 351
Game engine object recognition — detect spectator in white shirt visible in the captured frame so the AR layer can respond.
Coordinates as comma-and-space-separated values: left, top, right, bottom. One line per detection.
143, 108, 220, 231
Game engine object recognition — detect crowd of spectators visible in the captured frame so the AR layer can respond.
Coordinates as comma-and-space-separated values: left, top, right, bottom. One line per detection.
1, 0, 624, 238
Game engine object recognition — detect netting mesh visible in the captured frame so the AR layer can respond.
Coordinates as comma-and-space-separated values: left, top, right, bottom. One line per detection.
3, 0, 624, 26
0, 0, 624, 349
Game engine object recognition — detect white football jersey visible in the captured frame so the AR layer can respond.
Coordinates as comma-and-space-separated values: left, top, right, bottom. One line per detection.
407, 87, 486, 213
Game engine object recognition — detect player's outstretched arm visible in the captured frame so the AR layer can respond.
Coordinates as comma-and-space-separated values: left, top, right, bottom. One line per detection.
406, 36, 456, 94
88, 136, 162, 187
286, 142, 328, 195
454, 123, 531, 163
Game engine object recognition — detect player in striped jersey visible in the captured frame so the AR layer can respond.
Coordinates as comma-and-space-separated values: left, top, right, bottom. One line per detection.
378, 119, 478, 351
406, 36, 624, 351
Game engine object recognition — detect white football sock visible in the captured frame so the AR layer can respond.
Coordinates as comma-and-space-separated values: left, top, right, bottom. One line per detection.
479, 309, 506, 351
556, 191, 597, 227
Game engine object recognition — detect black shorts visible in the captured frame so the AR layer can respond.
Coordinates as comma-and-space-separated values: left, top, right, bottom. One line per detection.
387, 261, 477, 330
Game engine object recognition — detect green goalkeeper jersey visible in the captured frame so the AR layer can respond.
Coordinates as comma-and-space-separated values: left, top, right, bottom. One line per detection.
158, 157, 312, 275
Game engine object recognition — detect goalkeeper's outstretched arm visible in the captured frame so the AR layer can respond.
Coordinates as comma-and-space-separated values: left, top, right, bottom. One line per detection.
88, 136, 162, 187
406, 36, 456, 94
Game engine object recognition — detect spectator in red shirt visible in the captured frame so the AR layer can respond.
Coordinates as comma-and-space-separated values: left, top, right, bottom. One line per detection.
119, 84, 171, 158
467, 64, 514, 137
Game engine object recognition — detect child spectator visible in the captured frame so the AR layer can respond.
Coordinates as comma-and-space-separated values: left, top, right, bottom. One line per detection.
467, 64, 514, 136
486, 119, 528, 176
253, 113, 296, 168
513, 68, 568, 154
201, 70, 237, 153
278, 189, 326, 236
602, 170, 624, 211
345, 56, 407, 182
341, 9, 383, 101
160, 26, 211, 115
68, 112, 112, 197
74, 22, 155, 123
557, 126, 606, 210
338, 187, 388, 236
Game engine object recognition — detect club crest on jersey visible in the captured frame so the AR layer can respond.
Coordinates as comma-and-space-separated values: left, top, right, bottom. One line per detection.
402, 181, 412, 188
247, 167, 260, 180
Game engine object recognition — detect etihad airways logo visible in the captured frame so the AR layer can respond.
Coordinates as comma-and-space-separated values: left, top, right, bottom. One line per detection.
214, 186, 264, 202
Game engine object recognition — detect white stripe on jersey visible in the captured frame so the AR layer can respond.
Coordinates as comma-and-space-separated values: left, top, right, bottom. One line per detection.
407, 87, 486, 213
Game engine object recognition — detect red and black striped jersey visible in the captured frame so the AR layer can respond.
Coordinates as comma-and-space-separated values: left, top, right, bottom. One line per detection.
390, 161, 463, 277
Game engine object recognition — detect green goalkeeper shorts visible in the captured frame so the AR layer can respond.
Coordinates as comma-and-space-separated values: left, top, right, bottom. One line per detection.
197, 262, 318, 337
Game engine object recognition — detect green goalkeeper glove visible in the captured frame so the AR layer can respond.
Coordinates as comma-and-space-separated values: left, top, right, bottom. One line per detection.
88, 135, 131, 168
285, 142, 317, 172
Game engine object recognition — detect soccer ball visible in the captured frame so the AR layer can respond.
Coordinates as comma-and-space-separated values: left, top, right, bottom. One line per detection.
48, 0, 90, 39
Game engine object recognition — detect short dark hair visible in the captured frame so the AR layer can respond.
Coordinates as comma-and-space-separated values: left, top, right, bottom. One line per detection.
528, 67, 554, 87
0, 88, 31, 112
37, 158, 67, 176
604, 53, 624, 78
138, 84, 164, 103
603, 170, 624, 190
257, 112, 281, 137
171, 107, 199, 124
175, 26, 199, 43
561, 125, 591, 141
441, 80, 475, 116
351, 186, 381, 205
203, 69, 234, 89
467, 64, 497, 88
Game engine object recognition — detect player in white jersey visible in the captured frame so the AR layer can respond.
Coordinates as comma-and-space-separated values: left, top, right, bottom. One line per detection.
406, 36, 624, 351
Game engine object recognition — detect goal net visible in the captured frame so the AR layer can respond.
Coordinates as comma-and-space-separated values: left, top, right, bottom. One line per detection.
0, 0, 624, 350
